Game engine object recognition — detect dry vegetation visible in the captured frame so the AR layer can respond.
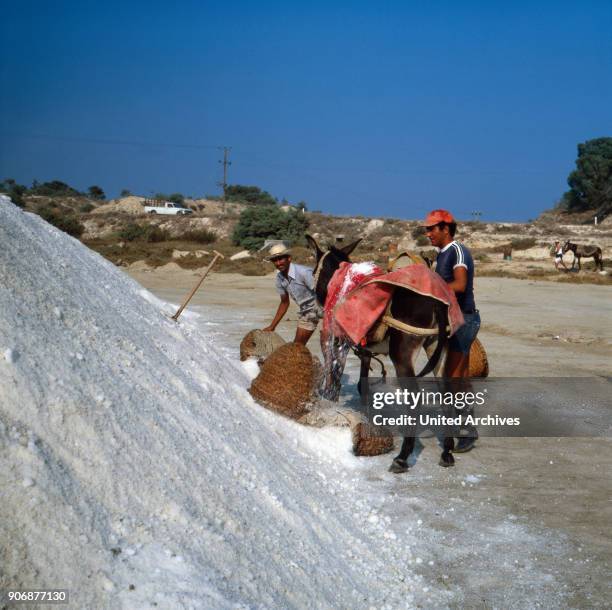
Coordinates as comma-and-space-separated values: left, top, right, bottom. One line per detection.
15, 194, 612, 285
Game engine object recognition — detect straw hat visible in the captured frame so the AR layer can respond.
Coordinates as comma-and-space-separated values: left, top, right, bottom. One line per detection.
267, 243, 291, 261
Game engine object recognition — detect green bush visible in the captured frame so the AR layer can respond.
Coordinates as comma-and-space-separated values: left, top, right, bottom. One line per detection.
79, 203, 95, 213
232, 205, 309, 250
182, 228, 217, 244
38, 207, 85, 237
415, 235, 430, 246
1, 178, 27, 207
118, 222, 168, 243
155, 192, 185, 205
225, 184, 277, 206
147, 226, 168, 243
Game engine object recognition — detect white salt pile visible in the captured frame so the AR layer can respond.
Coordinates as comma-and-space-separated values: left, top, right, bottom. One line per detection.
0, 196, 440, 608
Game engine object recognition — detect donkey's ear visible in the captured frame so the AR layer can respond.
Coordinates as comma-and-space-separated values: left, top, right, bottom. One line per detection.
340, 238, 362, 257
305, 234, 323, 259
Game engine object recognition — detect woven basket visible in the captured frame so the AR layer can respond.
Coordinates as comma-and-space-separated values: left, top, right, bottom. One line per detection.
469, 337, 489, 378
352, 423, 395, 456
249, 342, 319, 419
240, 329, 285, 362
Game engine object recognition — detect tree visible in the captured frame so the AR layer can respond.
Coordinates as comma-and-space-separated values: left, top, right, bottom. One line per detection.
225, 184, 277, 206
560, 138, 612, 219
31, 180, 81, 197
232, 205, 309, 250
154, 192, 185, 205
168, 193, 185, 205
88, 185, 106, 200
120, 188, 132, 197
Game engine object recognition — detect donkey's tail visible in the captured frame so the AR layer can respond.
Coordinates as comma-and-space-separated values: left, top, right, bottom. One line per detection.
416, 301, 448, 377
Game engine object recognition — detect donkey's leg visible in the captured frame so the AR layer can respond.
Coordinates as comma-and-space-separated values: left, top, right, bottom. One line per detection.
577, 255, 581, 271
388, 329, 422, 473
357, 353, 371, 398
389, 436, 415, 473
438, 382, 457, 467
440, 435, 455, 467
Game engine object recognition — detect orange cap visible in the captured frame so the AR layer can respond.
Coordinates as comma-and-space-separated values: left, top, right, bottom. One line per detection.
422, 209, 455, 227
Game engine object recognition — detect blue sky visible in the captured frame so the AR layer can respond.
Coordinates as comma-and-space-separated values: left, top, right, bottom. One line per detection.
1, 1, 611, 221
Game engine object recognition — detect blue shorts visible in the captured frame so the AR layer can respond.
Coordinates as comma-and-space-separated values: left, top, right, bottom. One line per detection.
449, 311, 481, 355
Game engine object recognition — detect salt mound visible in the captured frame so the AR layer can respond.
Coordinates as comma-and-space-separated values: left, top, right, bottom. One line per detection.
0, 197, 435, 608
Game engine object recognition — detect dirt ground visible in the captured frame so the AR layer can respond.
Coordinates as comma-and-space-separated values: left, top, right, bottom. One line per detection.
129, 267, 612, 607
129, 268, 611, 376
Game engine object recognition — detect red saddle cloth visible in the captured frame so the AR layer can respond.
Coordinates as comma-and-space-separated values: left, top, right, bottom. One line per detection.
324, 262, 464, 345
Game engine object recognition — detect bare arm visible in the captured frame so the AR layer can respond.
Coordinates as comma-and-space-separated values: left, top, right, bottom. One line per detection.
263, 294, 290, 331
447, 266, 468, 294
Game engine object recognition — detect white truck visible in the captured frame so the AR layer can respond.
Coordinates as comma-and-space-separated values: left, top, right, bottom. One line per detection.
143, 201, 193, 215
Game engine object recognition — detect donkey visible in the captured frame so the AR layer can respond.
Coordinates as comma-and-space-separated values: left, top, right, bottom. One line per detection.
306, 235, 455, 472
562, 240, 603, 271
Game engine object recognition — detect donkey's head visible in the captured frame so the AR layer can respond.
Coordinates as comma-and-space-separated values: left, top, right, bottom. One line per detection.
305, 234, 362, 306
305, 234, 362, 401
562, 240, 572, 253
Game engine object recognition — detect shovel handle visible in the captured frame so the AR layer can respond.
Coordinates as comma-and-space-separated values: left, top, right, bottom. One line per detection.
171, 250, 225, 321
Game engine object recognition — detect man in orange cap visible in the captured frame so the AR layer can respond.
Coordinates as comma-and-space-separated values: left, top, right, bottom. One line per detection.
423, 209, 480, 451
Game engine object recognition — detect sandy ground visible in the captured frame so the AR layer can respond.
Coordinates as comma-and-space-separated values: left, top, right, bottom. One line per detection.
128, 267, 612, 607
129, 268, 611, 377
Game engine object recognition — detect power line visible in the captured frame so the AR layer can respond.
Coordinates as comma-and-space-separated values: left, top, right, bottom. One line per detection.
0, 132, 221, 150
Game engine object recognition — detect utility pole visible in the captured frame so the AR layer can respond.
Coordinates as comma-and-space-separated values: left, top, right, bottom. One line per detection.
217, 146, 231, 213
471, 210, 482, 222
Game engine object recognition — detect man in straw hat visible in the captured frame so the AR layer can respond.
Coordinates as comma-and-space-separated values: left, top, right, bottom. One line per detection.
423, 209, 480, 451
263, 244, 321, 345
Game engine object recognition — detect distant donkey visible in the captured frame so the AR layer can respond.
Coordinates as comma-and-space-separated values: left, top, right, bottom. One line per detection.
562, 240, 604, 271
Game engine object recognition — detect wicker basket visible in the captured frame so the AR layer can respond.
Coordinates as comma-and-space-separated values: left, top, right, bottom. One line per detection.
240, 329, 285, 362
352, 423, 395, 456
469, 337, 489, 377
249, 342, 320, 419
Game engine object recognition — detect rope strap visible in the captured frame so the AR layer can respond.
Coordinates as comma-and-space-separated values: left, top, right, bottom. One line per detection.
382, 315, 450, 337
